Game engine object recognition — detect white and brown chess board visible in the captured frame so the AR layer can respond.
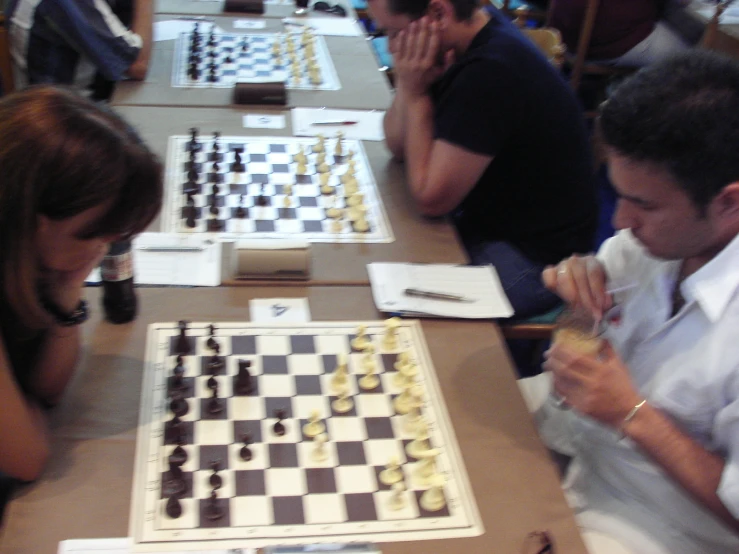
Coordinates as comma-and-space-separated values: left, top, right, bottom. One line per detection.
130, 320, 483, 551
172, 23, 340, 90
162, 131, 394, 243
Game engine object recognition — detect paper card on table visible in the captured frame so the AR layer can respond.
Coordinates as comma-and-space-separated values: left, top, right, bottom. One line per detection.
283, 17, 364, 36
243, 114, 287, 129
234, 19, 268, 29
250, 298, 312, 322
291, 108, 385, 141
367, 263, 514, 319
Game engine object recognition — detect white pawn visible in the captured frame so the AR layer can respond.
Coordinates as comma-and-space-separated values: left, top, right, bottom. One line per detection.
317, 160, 331, 174
379, 457, 404, 486
359, 349, 379, 391
332, 386, 354, 413
330, 353, 349, 392
319, 172, 331, 187
351, 325, 372, 351
388, 482, 406, 511
302, 410, 326, 438
343, 179, 359, 196
406, 418, 432, 459
393, 383, 414, 415
309, 69, 323, 86
331, 217, 344, 233
282, 195, 292, 208
353, 218, 369, 233
293, 145, 308, 164
413, 448, 440, 488
315, 151, 326, 166
334, 131, 344, 157
311, 433, 329, 463
419, 474, 447, 512
312, 134, 326, 154
326, 199, 342, 220
296, 161, 308, 175
382, 317, 401, 350
346, 192, 364, 207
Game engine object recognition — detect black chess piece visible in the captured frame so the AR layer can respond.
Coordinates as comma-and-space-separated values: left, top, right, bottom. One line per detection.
207, 66, 218, 83
209, 460, 223, 489
256, 184, 268, 207
162, 459, 187, 497
166, 415, 183, 442
169, 390, 189, 418
204, 489, 223, 521
235, 360, 253, 394
207, 344, 224, 374
241, 38, 248, 53
206, 324, 218, 350
175, 320, 192, 355
172, 355, 186, 391
169, 436, 188, 466
206, 374, 218, 391
165, 494, 183, 519
231, 148, 245, 172
184, 195, 198, 229
206, 213, 223, 232
239, 433, 253, 462
207, 388, 223, 415
235, 194, 247, 219
273, 408, 287, 436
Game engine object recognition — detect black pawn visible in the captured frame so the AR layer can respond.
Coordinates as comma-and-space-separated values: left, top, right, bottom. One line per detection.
206, 324, 218, 350
231, 149, 245, 172
169, 391, 189, 418
235, 360, 253, 394
235, 194, 247, 219
208, 388, 223, 415
240, 433, 253, 462
209, 460, 223, 489
169, 437, 188, 466
162, 460, 186, 497
272, 408, 287, 436
172, 355, 186, 392
166, 494, 182, 519
184, 195, 197, 229
207, 66, 218, 83
175, 320, 192, 355
204, 490, 223, 521
256, 184, 268, 207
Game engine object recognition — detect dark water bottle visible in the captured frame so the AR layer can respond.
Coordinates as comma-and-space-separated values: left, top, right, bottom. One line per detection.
101, 240, 137, 324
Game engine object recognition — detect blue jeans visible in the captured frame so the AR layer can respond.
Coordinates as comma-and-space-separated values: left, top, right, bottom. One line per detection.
465, 239, 561, 320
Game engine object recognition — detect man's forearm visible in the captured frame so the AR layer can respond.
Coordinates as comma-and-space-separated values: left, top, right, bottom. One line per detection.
384, 91, 408, 160
403, 93, 437, 211
128, 0, 154, 80
626, 402, 739, 532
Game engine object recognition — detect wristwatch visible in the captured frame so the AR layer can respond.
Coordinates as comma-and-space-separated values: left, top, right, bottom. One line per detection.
41, 297, 90, 327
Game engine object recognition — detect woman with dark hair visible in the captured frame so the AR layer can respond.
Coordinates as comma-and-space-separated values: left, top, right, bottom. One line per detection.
0, 86, 163, 482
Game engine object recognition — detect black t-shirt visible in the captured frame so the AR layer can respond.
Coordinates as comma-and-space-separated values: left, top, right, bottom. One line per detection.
431, 10, 597, 265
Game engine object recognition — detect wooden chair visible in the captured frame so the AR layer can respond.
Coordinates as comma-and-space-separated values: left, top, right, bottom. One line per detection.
519, 24, 566, 67
0, 15, 15, 95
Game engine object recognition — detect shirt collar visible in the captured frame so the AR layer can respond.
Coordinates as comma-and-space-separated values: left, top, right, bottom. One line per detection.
682, 233, 739, 322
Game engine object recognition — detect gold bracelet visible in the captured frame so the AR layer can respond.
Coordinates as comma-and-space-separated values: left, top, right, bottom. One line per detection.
619, 399, 647, 439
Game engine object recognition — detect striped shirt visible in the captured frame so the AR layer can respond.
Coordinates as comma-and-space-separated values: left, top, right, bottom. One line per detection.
5, 0, 142, 94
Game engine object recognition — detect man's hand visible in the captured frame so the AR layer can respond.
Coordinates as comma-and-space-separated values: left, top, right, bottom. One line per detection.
543, 341, 642, 428
542, 254, 611, 319
391, 17, 453, 99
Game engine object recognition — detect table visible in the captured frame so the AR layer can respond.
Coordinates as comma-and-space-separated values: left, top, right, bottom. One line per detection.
114, 105, 468, 285
156, 0, 354, 19
112, 16, 392, 110
0, 287, 587, 554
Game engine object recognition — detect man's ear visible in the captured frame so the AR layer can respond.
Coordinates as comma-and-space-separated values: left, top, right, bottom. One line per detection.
711, 182, 739, 226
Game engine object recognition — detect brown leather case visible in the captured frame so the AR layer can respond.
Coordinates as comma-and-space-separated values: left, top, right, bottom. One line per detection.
232, 81, 288, 106
224, 0, 265, 13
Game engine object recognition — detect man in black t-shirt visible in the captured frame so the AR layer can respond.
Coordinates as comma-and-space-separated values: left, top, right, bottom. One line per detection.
369, 0, 597, 319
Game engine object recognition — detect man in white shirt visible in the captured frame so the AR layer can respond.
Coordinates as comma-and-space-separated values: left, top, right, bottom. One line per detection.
537, 50, 739, 553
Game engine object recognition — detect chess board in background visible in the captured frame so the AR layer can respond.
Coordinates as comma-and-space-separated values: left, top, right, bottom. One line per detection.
172, 25, 341, 90
162, 133, 395, 243
130, 320, 483, 552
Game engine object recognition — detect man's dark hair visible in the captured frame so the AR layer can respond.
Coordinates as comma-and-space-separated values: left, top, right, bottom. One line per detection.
387, 0, 478, 21
600, 50, 739, 210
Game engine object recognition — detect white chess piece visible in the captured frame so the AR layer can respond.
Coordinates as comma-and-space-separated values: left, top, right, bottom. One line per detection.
293, 145, 308, 164
302, 410, 326, 438
382, 317, 401, 350
393, 382, 414, 415
330, 354, 349, 392
359, 347, 379, 390
351, 325, 372, 351
331, 385, 354, 413
296, 161, 308, 175
334, 131, 344, 157
388, 482, 407, 511
379, 457, 404, 486
412, 448, 440, 488
419, 474, 447, 512
406, 417, 433, 459
312, 134, 326, 154
311, 433, 329, 462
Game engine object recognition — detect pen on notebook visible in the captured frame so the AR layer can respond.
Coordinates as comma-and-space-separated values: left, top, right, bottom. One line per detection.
311, 120, 359, 126
403, 288, 474, 302
137, 246, 205, 252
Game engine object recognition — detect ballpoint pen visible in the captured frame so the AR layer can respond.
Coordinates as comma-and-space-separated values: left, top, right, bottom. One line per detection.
311, 120, 359, 126
403, 288, 474, 302
137, 246, 205, 252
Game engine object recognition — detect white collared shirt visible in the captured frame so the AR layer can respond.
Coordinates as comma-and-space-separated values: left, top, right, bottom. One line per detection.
544, 230, 739, 554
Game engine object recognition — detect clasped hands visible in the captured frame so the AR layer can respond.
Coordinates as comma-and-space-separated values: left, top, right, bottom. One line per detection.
541, 255, 642, 430
389, 16, 454, 98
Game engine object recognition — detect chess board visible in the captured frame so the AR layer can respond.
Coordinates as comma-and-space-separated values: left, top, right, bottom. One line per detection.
172, 25, 340, 90
130, 321, 483, 552
162, 133, 395, 243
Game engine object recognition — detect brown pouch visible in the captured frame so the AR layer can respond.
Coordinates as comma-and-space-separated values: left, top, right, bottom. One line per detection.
224, 0, 265, 13
233, 81, 288, 105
